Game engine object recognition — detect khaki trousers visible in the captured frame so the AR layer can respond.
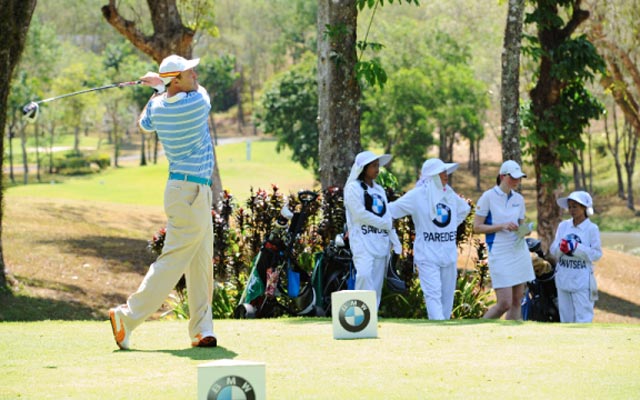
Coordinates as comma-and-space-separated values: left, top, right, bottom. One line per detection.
121, 180, 214, 342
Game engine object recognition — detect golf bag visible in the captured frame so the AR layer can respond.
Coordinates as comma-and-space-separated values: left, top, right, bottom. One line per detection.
311, 232, 356, 317
522, 238, 560, 322
311, 233, 407, 317
234, 190, 319, 319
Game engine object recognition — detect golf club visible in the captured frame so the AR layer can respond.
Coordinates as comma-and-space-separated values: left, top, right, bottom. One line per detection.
22, 79, 142, 122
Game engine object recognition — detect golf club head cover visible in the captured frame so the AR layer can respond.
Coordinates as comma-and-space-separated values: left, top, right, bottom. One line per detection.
559, 238, 577, 256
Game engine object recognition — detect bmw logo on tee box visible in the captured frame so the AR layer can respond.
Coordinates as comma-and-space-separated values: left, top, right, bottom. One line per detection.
198, 359, 266, 400
331, 290, 378, 339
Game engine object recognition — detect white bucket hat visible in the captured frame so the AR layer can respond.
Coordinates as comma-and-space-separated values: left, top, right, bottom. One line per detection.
499, 160, 527, 178
557, 191, 594, 216
346, 150, 391, 185
421, 158, 458, 178
158, 55, 200, 85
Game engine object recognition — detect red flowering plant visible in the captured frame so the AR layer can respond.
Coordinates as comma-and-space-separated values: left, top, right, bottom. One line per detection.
147, 227, 166, 256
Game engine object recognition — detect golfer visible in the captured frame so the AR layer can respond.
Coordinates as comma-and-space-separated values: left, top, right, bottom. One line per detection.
474, 160, 534, 320
550, 191, 602, 323
389, 159, 470, 320
344, 151, 400, 308
109, 55, 217, 349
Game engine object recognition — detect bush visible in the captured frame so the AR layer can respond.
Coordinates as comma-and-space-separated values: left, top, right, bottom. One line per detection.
52, 151, 110, 175
87, 153, 111, 170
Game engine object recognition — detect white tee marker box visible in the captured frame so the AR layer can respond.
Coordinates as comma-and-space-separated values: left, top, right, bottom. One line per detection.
198, 359, 266, 400
331, 290, 378, 340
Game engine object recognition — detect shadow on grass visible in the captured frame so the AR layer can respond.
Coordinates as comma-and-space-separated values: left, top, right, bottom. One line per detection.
596, 290, 640, 319
0, 292, 99, 321
130, 347, 239, 361
38, 235, 156, 274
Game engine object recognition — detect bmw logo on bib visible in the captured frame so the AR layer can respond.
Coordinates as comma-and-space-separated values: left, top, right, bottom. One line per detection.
331, 290, 378, 339
371, 194, 385, 216
432, 203, 452, 228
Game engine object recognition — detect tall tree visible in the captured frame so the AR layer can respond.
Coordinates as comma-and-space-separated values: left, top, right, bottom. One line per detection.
101, 0, 224, 207
587, 0, 640, 210
317, 0, 361, 189
501, 0, 525, 163
522, 0, 605, 248
0, 0, 38, 291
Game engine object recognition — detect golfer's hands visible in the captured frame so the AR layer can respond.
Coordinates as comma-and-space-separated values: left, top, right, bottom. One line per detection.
140, 72, 165, 93
502, 222, 519, 232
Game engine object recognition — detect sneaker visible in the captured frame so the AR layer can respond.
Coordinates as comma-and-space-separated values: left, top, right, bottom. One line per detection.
192, 334, 217, 348
109, 306, 131, 350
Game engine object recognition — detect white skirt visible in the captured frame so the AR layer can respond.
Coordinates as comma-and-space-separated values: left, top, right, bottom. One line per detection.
487, 239, 535, 289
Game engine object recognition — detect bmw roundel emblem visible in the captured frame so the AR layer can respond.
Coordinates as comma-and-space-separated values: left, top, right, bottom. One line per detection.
432, 203, 452, 228
207, 375, 256, 400
338, 299, 371, 332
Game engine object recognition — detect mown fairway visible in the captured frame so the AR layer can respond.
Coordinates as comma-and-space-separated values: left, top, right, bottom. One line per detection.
1, 319, 639, 399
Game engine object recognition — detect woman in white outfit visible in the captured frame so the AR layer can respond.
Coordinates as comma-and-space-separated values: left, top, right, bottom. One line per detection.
344, 151, 399, 308
389, 159, 470, 320
474, 160, 535, 320
550, 191, 602, 323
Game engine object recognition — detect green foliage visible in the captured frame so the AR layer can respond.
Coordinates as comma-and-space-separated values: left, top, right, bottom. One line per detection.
522, 1, 606, 187
452, 270, 494, 319
356, 0, 421, 11
360, 31, 488, 186
198, 54, 239, 112
87, 153, 111, 170
177, 0, 219, 37
258, 56, 319, 175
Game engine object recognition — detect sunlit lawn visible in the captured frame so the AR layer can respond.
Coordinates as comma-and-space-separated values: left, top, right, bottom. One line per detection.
6, 140, 317, 205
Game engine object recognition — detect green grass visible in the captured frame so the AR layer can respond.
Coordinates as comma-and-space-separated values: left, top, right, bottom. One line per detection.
6, 140, 317, 205
0, 319, 638, 399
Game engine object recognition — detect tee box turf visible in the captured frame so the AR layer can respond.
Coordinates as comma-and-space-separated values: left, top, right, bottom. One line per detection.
198, 359, 266, 400
331, 290, 378, 340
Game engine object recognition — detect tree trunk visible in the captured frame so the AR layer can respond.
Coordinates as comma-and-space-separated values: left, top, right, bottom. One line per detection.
623, 122, 638, 211
317, 0, 361, 189
209, 113, 218, 146
101, 0, 194, 62
501, 0, 525, 163
20, 124, 28, 185
74, 125, 80, 153
604, 107, 625, 199
35, 122, 41, 182
48, 121, 55, 174
0, 0, 38, 291
8, 129, 15, 183
140, 132, 147, 166
153, 133, 159, 164
236, 65, 245, 133
528, 1, 590, 250
475, 139, 481, 192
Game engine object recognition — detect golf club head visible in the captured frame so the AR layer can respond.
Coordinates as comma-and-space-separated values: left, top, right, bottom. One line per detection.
22, 102, 39, 123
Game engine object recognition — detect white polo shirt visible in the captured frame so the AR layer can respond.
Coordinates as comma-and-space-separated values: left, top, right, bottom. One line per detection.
476, 185, 533, 288
475, 185, 525, 251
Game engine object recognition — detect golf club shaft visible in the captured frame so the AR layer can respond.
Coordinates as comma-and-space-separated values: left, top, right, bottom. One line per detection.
33, 80, 142, 105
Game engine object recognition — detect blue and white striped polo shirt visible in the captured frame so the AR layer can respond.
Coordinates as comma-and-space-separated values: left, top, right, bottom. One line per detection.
139, 86, 214, 180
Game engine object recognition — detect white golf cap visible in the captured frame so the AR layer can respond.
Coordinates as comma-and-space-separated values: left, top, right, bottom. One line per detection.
557, 191, 594, 216
499, 160, 526, 178
158, 55, 200, 84
346, 150, 391, 185
420, 158, 458, 178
